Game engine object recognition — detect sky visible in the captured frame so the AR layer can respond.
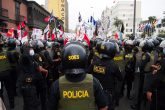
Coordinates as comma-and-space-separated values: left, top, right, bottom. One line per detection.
34, 0, 165, 30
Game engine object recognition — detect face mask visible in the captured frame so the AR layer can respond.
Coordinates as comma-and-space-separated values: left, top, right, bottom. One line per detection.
29, 49, 35, 56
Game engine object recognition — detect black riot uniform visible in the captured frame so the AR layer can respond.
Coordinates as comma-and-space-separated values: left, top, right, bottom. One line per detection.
89, 41, 123, 110
33, 41, 48, 110
147, 41, 165, 110
137, 40, 154, 110
148, 58, 165, 110
0, 41, 15, 109
52, 42, 61, 80
18, 54, 41, 110
40, 44, 54, 91
7, 39, 20, 97
121, 40, 136, 99
48, 42, 108, 110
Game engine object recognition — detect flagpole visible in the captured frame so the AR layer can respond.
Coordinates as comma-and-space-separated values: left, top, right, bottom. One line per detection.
54, 17, 57, 40
133, 0, 136, 39
91, 7, 94, 18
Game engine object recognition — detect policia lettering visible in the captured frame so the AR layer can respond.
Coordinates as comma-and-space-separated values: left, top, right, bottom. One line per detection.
59, 74, 96, 110
0, 52, 11, 72
63, 90, 89, 98
0, 55, 7, 60
93, 65, 106, 74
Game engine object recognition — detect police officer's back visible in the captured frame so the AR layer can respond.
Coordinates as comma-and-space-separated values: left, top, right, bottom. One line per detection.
0, 40, 15, 108
89, 41, 123, 110
48, 42, 108, 110
7, 39, 20, 97
147, 40, 165, 110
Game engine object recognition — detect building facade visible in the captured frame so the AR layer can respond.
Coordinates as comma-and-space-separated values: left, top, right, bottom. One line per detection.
46, 0, 68, 32
101, 7, 111, 34
101, 0, 142, 37
27, 1, 50, 29
0, 0, 50, 36
0, 0, 28, 33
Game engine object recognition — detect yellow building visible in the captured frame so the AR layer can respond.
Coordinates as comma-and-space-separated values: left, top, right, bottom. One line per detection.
46, 0, 68, 32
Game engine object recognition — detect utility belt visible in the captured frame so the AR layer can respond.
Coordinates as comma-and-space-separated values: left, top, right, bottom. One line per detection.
21, 76, 35, 91
22, 73, 34, 85
25, 77, 33, 83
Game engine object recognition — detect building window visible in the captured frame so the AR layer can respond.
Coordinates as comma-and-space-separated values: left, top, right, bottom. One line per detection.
123, 14, 125, 17
126, 23, 128, 27
15, 2, 20, 20
130, 4, 133, 7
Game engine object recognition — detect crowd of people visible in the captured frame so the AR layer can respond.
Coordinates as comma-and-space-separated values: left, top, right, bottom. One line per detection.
0, 35, 165, 110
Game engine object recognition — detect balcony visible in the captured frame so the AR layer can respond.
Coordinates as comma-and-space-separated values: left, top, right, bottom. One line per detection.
0, 8, 9, 21
16, 15, 25, 24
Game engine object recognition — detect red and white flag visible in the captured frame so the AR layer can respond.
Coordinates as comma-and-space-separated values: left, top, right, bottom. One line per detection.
64, 37, 69, 45
83, 34, 90, 46
7, 28, 14, 38
21, 31, 28, 43
51, 28, 56, 41
17, 24, 21, 40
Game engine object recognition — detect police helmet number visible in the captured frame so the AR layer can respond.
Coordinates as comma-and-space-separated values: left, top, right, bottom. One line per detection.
68, 55, 79, 60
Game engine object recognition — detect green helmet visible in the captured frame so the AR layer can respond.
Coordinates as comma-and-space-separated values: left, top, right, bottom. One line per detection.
61, 42, 87, 74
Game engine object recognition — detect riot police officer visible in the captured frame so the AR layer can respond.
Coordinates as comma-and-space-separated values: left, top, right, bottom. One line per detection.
32, 40, 48, 110
121, 40, 136, 99
89, 41, 123, 110
51, 41, 62, 80
137, 40, 154, 110
19, 41, 48, 110
48, 42, 108, 110
19, 54, 41, 110
0, 40, 15, 109
147, 40, 165, 110
7, 39, 20, 97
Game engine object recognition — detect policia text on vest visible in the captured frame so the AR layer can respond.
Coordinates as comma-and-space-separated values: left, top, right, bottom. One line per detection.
63, 90, 89, 99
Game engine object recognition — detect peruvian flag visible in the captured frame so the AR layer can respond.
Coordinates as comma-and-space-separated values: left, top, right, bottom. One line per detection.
59, 25, 64, 38
22, 31, 28, 38
83, 34, 90, 46
21, 31, 28, 43
7, 28, 14, 38
44, 11, 54, 23
44, 16, 50, 22
64, 37, 69, 45
24, 17, 28, 24
21, 21, 26, 29
115, 33, 119, 40
45, 31, 50, 40
51, 28, 56, 41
